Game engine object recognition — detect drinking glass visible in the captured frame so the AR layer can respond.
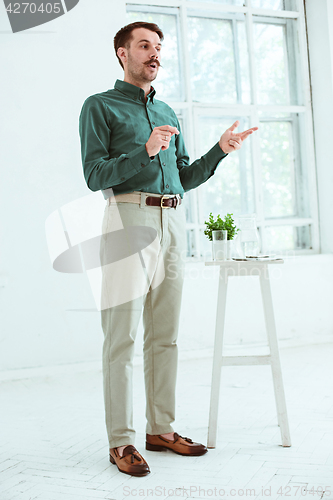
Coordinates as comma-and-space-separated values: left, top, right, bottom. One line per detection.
212, 230, 228, 261
237, 214, 261, 258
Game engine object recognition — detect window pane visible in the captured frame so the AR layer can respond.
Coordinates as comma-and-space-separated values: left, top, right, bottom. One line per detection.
188, 17, 237, 103
126, 11, 182, 101
187, 0, 295, 7
187, 0, 244, 4
199, 228, 213, 259
260, 121, 295, 218
186, 229, 196, 257
197, 116, 255, 222
254, 22, 290, 104
265, 225, 311, 252
252, 0, 296, 9
251, 0, 284, 9
238, 20, 251, 104
258, 111, 291, 119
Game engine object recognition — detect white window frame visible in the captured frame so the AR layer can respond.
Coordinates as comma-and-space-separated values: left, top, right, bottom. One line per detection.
126, 0, 320, 257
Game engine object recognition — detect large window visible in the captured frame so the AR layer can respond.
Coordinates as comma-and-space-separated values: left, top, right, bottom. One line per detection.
126, 0, 319, 257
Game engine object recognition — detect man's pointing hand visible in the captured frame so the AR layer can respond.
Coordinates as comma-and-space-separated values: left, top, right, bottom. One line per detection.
219, 120, 258, 154
146, 125, 180, 157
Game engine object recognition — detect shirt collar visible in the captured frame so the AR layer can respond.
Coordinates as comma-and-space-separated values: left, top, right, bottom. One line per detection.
114, 79, 156, 104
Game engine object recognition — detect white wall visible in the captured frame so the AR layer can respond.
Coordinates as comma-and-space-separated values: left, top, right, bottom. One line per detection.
0, 1, 332, 373
305, 0, 333, 253
0, 0, 126, 370
329, 1, 333, 57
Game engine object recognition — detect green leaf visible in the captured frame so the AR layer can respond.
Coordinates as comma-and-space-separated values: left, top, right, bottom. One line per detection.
203, 212, 239, 241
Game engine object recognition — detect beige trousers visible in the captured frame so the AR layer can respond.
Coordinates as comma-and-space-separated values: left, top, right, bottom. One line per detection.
100, 195, 187, 449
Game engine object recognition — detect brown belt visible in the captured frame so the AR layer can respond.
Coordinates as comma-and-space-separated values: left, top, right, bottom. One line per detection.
146, 194, 182, 208
111, 191, 182, 209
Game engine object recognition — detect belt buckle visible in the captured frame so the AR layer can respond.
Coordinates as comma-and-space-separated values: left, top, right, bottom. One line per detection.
160, 195, 171, 208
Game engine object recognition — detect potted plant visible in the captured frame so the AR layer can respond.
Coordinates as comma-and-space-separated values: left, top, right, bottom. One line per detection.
204, 212, 239, 259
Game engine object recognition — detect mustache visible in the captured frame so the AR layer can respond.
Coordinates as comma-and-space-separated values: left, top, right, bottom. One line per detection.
145, 59, 162, 68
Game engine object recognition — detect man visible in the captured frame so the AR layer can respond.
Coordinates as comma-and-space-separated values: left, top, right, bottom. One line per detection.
79, 21, 258, 477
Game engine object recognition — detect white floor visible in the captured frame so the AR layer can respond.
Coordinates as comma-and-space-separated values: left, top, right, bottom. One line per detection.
1, 343, 333, 500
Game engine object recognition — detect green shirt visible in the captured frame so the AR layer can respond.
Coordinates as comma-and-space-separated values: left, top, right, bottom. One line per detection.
79, 79, 228, 199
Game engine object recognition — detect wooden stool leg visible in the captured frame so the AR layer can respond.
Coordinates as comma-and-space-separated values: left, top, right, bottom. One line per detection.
259, 267, 291, 447
207, 269, 228, 448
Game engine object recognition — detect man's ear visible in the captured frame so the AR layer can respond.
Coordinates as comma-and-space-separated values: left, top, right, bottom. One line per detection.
117, 47, 127, 66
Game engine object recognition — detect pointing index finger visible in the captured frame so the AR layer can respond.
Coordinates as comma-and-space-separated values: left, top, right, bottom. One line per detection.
238, 127, 259, 139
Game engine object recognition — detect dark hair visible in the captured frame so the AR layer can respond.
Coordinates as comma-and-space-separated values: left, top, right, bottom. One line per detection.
114, 21, 164, 69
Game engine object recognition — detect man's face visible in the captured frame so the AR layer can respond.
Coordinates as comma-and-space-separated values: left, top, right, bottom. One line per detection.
122, 28, 162, 84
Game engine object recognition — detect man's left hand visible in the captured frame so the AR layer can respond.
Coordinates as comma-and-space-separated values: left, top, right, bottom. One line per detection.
219, 120, 258, 154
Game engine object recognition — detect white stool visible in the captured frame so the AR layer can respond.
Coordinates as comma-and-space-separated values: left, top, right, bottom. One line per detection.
205, 259, 291, 448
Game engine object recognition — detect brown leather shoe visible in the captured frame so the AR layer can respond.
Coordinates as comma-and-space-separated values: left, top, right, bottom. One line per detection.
109, 445, 150, 477
146, 432, 208, 456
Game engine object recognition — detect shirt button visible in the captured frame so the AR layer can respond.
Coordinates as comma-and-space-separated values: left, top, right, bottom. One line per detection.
152, 122, 155, 125
141, 163, 145, 168
121, 177, 125, 181
166, 184, 169, 188
162, 162, 166, 166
